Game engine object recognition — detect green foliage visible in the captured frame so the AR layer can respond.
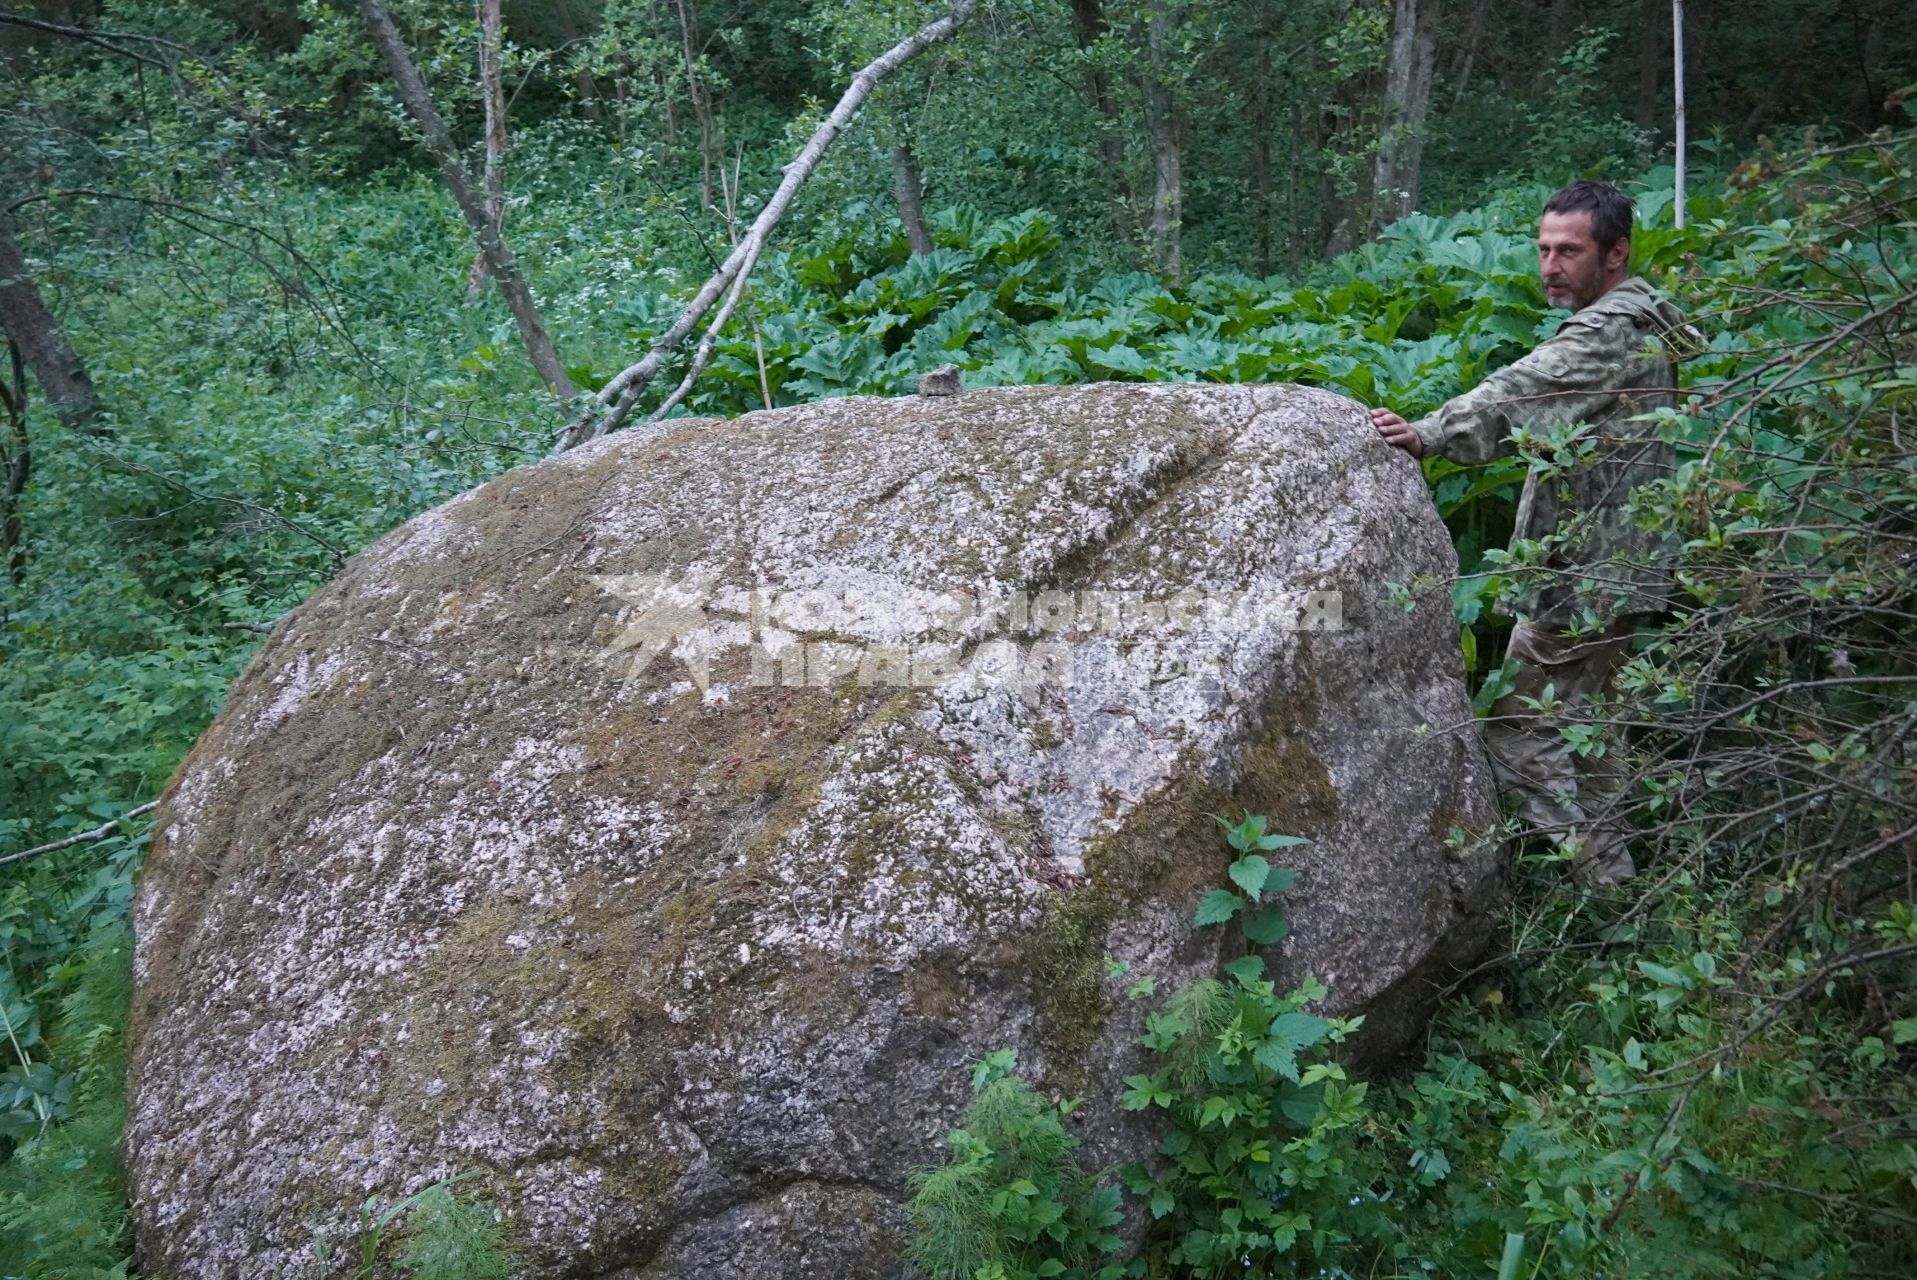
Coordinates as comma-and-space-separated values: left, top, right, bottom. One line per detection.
910, 816, 1382, 1279
4, 12, 1915, 1265
0, 925, 133, 1280
394, 1184, 518, 1280
313, 1172, 518, 1280
904, 1050, 1125, 1280
1115, 815, 1380, 1277
1360, 878, 1917, 1278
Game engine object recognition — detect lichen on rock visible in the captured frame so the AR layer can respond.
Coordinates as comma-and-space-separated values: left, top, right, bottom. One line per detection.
125, 383, 1500, 1278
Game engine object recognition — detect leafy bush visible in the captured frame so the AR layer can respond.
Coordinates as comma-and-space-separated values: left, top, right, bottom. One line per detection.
0, 923, 133, 1280
908, 816, 1381, 1278
1115, 816, 1379, 1275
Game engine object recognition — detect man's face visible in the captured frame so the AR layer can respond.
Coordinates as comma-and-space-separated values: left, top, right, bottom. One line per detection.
1537, 210, 1628, 311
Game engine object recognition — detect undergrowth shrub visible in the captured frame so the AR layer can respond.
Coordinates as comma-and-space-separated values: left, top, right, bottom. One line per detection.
908, 816, 1385, 1278
904, 1051, 1124, 1280
0, 923, 133, 1280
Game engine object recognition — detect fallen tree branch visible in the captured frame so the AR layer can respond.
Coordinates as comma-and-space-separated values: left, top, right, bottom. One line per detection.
558, 0, 977, 450
1, 800, 159, 868
644, 247, 757, 423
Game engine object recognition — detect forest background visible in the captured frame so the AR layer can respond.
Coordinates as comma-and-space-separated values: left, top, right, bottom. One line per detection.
1, 1, 1914, 1276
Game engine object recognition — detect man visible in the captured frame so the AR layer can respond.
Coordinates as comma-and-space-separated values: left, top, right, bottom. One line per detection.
1371, 180, 1690, 886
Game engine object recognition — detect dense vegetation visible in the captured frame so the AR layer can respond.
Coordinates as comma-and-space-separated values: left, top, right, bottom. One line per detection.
3, 2, 1914, 1276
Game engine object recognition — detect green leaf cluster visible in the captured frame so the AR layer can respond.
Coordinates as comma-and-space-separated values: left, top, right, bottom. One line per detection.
904, 1051, 1125, 1280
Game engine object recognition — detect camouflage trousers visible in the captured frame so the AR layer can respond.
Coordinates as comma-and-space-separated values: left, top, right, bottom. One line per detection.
1483, 617, 1638, 887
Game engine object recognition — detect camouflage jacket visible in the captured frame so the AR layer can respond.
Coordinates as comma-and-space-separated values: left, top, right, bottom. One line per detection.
1413, 276, 1688, 624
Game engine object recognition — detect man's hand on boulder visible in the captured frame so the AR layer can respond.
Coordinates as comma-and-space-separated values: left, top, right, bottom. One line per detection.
1370, 407, 1424, 458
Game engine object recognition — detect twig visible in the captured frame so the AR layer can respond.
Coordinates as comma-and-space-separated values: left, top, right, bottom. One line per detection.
1, 800, 159, 867
92, 446, 346, 570
1604, 942, 1917, 1096
358, 0, 576, 405
0, 11, 197, 70
646, 250, 755, 422
1729, 1176, 1917, 1230
720, 144, 773, 411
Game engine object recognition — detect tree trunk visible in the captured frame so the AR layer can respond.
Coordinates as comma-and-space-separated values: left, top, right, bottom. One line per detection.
1399, 10, 1437, 218
1246, 2, 1274, 277
0, 205, 100, 436
891, 142, 934, 255
1320, 104, 1360, 259
358, 0, 576, 404
1845, 0, 1886, 131
1, 339, 29, 586
1635, 0, 1663, 131
1143, 3, 1182, 281
1370, 0, 1438, 235
1673, 0, 1687, 229
552, 0, 604, 123
1249, 106, 1273, 278
1449, 0, 1491, 103
671, 0, 718, 209
1284, 100, 1302, 272
466, 0, 508, 299
1069, 0, 1134, 250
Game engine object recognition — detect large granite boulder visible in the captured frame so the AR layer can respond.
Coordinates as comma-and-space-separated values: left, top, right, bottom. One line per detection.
126, 383, 1501, 1277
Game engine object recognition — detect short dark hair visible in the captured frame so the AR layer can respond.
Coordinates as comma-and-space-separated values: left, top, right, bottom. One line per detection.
1543, 180, 1634, 254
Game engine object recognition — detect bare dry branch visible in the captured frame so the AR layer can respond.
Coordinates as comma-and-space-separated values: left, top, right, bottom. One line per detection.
1, 801, 159, 867
557, 0, 978, 450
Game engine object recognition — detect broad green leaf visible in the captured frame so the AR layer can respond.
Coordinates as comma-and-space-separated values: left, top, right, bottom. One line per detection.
1193, 889, 1245, 928
1228, 854, 1271, 898
1254, 1038, 1299, 1082
1241, 907, 1291, 945
1636, 960, 1693, 989
1273, 1012, 1331, 1049
1222, 954, 1265, 984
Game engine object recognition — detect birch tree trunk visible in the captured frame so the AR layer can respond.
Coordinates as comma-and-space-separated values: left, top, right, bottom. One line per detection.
359, 0, 576, 404
465, 0, 507, 299
559, 0, 977, 450
0, 204, 100, 436
891, 142, 934, 255
1143, 2, 1183, 281
1370, 0, 1438, 235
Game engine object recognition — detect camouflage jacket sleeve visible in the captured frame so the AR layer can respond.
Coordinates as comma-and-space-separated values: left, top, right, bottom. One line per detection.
1410, 311, 1649, 465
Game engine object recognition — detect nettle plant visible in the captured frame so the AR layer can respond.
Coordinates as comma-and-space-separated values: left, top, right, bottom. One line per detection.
1117, 815, 1378, 1275
905, 815, 1381, 1280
